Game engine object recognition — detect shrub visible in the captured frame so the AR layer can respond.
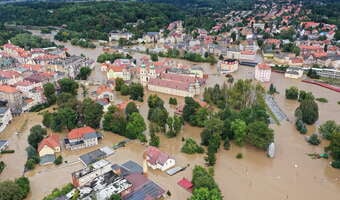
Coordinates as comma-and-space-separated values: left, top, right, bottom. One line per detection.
0, 161, 5, 174
181, 138, 204, 154
295, 119, 307, 134
308, 134, 321, 145
331, 160, 340, 169
316, 98, 328, 103
285, 86, 299, 100
54, 155, 63, 165
169, 97, 177, 105
0, 149, 15, 154
236, 153, 243, 159
43, 183, 74, 200
25, 159, 37, 170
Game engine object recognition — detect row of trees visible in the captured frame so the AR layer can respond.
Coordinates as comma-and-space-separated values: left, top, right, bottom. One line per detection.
103, 103, 146, 142
0, 177, 30, 200
25, 125, 47, 170
185, 80, 274, 166
97, 53, 132, 63
190, 166, 222, 200
319, 120, 340, 169
158, 49, 217, 65
43, 78, 104, 131
115, 78, 144, 101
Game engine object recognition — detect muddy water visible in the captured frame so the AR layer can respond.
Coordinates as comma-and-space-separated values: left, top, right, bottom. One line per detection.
3, 31, 340, 199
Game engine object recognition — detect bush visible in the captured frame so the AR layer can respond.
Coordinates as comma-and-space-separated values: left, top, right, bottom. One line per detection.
169, 97, 177, 105
236, 153, 243, 159
331, 160, 340, 169
43, 183, 74, 200
0, 161, 5, 174
308, 134, 321, 145
0, 149, 15, 154
54, 155, 63, 165
295, 119, 307, 134
181, 138, 204, 154
285, 86, 299, 100
25, 159, 37, 170
316, 98, 328, 103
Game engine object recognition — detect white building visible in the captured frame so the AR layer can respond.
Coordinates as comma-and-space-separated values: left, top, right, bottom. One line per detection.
109, 31, 133, 42
255, 63, 271, 82
284, 67, 304, 79
0, 107, 12, 132
65, 127, 101, 150
72, 160, 112, 187
145, 146, 175, 171
219, 59, 239, 74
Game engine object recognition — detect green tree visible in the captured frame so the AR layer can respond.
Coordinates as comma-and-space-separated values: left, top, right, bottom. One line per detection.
325, 132, 340, 161
150, 53, 158, 61
77, 67, 92, 80
126, 113, 146, 139
319, 120, 340, 140
103, 106, 127, 135
54, 155, 63, 165
28, 125, 47, 149
166, 116, 183, 137
115, 78, 125, 91
285, 86, 299, 100
110, 194, 122, 200
58, 107, 78, 130
129, 83, 144, 101
192, 165, 219, 190
181, 138, 204, 154
295, 99, 319, 125
190, 187, 222, 200
125, 102, 139, 118
43, 83, 56, 105
0, 180, 27, 200
149, 132, 160, 147
246, 121, 274, 150
82, 98, 104, 128
58, 78, 79, 95
183, 97, 201, 126
148, 94, 164, 108
148, 107, 169, 132
205, 147, 216, 166
169, 97, 177, 105
231, 119, 247, 146
308, 134, 320, 145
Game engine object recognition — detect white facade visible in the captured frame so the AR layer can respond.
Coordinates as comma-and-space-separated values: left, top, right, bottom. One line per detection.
219, 59, 239, 74
0, 108, 12, 133
146, 157, 176, 171
284, 67, 304, 79
255, 64, 271, 82
147, 83, 198, 98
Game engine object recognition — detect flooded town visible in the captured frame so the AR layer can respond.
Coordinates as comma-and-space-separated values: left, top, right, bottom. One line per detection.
0, 0, 340, 200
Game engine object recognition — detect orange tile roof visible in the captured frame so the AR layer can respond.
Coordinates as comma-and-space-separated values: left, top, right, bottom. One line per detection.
0, 85, 17, 93
96, 85, 112, 95
67, 126, 96, 140
256, 63, 271, 70
37, 134, 60, 152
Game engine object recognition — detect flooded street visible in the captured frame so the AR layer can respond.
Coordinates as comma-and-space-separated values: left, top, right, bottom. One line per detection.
1, 30, 339, 200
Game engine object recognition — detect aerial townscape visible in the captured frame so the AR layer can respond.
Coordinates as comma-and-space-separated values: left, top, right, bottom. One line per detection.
0, 0, 339, 200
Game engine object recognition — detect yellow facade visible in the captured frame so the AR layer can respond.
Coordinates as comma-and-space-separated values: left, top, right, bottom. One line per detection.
39, 145, 56, 157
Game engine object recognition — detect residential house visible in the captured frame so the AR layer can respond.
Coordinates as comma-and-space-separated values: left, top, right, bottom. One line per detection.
64, 126, 102, 150
38, 134, 61, 165
255, 63, 271, 82
145, 146, 175, 171
96, 85, 114, 102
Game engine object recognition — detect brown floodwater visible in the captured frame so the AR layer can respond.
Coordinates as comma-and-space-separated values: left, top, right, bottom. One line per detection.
2, 30, 339, 200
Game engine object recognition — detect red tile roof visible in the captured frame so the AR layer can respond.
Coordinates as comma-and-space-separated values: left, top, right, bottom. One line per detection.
67, 126, 96, 140
256, 63, 271, 70
38, 134, 60, 152
0, 85, 17, 93
146, 146, 171, 166
96, 85, 112, 95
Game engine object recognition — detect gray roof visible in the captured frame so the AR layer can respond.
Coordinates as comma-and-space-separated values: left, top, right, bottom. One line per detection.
124, 181, 165, 200
40, 154, 55, 165
122, 161, 143, 174
83, 132, 99, 140
0, 140, 8, 149
79, 149, 106, 166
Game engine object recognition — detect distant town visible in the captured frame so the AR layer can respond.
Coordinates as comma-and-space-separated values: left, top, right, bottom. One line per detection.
0, 0, 339, 200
